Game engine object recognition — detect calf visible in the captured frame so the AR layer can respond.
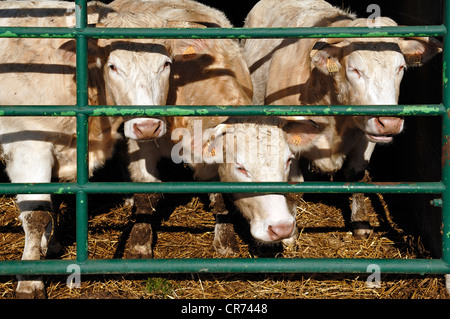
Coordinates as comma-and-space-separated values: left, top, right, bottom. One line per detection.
243, 0, 442, 237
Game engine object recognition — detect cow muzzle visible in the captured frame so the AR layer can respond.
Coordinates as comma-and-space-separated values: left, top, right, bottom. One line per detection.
250, 218, 297, 243
124, 118, 167, 140
267, 222, 296, 241
366, 116, 404, 143
235, 194, 297, 243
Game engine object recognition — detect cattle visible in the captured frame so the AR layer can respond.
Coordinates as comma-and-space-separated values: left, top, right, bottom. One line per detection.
109, 0, 308, 258
0, 0, 206, 299
242, 0, 442, 237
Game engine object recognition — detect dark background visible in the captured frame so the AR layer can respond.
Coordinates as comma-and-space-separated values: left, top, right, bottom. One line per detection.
208, 0, 443, 28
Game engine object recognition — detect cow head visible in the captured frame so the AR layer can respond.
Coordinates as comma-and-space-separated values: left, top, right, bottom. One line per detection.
103, 17, 215, 141
196, 117, 317, 243
119, 25, 214, 141
96, 12, 174, 140
57, 10, 215, 141
310, 17, 442, 143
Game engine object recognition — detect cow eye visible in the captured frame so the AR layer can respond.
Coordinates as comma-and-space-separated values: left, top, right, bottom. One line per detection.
164, 60, 171, 69
235, 163, 248, 177
108, 63, 118, 73
349, 67, 361, 78
397, 64, 406, 74
286, 156, 294, 170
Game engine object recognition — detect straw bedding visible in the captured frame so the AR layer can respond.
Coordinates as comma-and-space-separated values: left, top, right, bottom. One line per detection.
1, 187, 449, 299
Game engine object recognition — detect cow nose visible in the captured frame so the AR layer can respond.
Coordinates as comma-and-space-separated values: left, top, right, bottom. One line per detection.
374, 117, 404, 135
133, 120, 162, 139
267, 222, 295, 241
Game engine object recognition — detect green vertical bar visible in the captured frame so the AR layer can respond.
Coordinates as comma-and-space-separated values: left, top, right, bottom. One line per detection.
75, 0, 87, 30
442, 0, 450, 267
76, 191, 89, 263
76, 113, 89, 186
75, 0, 89, 264
75, 3, 88, 186
75, 9, 88, 185
75, 36, 88, 108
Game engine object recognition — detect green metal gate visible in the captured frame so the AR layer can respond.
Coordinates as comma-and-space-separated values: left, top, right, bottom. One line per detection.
0, 0, 449, 280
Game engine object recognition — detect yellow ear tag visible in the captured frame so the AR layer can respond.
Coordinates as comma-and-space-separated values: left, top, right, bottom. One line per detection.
326, 58, 339, 73
288, 135, 302, 146
183, 45, 196, 59
407, 54, 422, 65
205, 138, 216, 157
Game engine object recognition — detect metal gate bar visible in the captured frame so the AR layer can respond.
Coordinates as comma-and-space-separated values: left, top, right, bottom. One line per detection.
0, 104, 445, 116
441, 0, 450, 268
0, 258, 448, 276
0, 0, 449, 277
0, 25, 445, 39
75, 2, 89, 265
0, 181, 444, 195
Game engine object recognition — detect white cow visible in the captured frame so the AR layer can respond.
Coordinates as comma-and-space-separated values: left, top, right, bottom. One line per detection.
0, 0, 205, 298
243, 0, 442, 237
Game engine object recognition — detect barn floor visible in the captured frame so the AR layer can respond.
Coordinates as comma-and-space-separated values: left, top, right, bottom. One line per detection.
0, 189, 449, 299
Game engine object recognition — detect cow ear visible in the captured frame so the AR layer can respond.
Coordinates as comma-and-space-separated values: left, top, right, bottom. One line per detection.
166, 21, 213, 61
201, 123, 232, 163
171, 38, 213, 61
281, 117, 324, 153
57, 39, 102, 68
310, 43, 342, 75
399, 37, 443, 67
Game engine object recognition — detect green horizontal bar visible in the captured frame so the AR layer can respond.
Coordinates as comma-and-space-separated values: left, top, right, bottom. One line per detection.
0, 27, 76, 38
84, 104, 447, 117
84, 25, 448, 39
0, 181, 444, 194
0, 104, 444, 116
0, 25, 446, 39
0, 258, 448, 275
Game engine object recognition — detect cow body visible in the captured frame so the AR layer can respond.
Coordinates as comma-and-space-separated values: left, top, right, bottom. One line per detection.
243, 0, 442, 236
0, 0, 186, 298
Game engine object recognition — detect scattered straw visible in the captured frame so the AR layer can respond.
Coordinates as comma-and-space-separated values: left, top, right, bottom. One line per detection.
0, 192, 448, 299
